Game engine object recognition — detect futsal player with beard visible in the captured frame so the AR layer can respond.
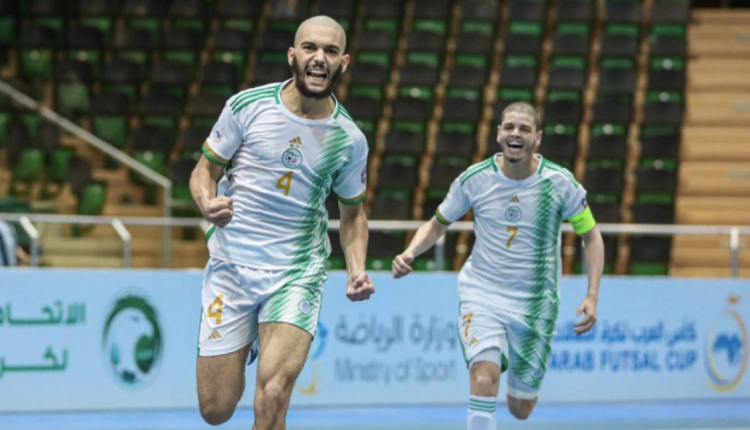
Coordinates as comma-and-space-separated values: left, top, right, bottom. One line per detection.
392, 102, 604, 429
190, 16, 374, 430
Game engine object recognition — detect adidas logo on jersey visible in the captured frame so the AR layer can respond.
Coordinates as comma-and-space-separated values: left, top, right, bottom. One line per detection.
208, 329, 222, 340
289, 136, 303, 147
510, 196, 520, 203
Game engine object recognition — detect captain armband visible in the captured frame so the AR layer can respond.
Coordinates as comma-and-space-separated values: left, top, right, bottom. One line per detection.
569, 206, 596, 235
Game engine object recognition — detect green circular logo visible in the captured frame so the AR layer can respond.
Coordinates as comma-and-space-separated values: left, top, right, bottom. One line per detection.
505, 206, 522, 223
282, 148, 303, 169
102, 294, 162, 388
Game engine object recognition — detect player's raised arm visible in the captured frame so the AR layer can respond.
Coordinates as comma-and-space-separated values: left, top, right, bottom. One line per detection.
339, 202, 375, 302
574, 225, 604, 334
392, 216, 450, 279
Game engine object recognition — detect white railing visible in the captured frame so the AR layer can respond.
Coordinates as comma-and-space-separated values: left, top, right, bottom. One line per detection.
0, 80, 174, 266
0, 213, 748, 277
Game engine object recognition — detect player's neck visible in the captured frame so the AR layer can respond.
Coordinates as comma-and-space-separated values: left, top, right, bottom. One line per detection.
281, 81, 336, 119
498, 154, 538, 180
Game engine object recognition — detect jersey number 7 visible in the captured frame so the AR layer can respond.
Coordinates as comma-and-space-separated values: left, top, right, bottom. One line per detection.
506, 226, 518, 248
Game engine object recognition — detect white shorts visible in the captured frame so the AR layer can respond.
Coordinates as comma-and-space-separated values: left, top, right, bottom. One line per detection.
197, 257, 325, 357
457, 276, 555, 400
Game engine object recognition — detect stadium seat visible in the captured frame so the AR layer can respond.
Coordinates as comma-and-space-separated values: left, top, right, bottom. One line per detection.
632, 203, 675, 224
647, 69, 685, 92
414, 0, 451, 20
162, 28, 201, 70
55, 60, 93, 116
651, 1, 690, 24
598, 67, 636, 95
592, 100, 632, 124
0, 0, 18, 47
510, 0, 546, 22
18, 26, 57, 80
462, 0, 500, 22
181, 126, 211, 160
544, 99, 583, 124
170, 0, 209, 37
604, 1, 641, 24
504, 23, 542, 56
366, 231, 405, 270
539, 134, 577, 165
370, 195, 411, 220
78, 0, 117, 44
319, 0, 356, 20
455, 23, 494, 55
377, 157, 418, 191
123, 0, 167, 45
113, 28, 153, 74
435, 125, 476, 159
363, 0, 403, 20
102, 59, 142, 104
89, 92, 130, 148
557, 0, 594, 23
429, 158, 468, 191
588, 134, 627, 161
212, 29, 252, 79
67, 26, 104, 79
639, 134, 680, 159
642, 101, 683, 126
150, 60, 193, 98
629, 236, 671, 275
384, 124, 424, 157
201, 61, 238, 97
189, 93, 225, 127
392, 87, 432, 122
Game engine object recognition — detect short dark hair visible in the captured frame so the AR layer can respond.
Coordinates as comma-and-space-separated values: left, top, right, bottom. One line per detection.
500, 102, 541, 131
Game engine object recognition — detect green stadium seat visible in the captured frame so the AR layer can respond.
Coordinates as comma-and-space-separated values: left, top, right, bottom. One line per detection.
77, 182, 107, 216
18, 26, 57, 80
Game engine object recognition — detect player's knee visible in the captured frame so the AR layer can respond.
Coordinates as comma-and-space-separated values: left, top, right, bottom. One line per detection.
472, 371, 499, 395
199, 399, 236, 426
257, 380, 288, 412
507, 399, 535, 420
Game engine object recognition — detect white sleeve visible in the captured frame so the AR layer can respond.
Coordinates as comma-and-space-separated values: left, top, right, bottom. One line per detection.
436, 178, 471, 225
561, 178, 589, 220
332, 133, 368, 205
201, 102, 244, 166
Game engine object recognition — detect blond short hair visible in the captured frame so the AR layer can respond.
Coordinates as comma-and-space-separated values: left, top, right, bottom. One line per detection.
500, 102, 541, 131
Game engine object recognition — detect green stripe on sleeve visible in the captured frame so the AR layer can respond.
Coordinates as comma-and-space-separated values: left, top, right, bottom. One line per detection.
202, 142, 228, 166
435, 208, 452, 225
338, 191, 366, 206
569, 206, 596, 235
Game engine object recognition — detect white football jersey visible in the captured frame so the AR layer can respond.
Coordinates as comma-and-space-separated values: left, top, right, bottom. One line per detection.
437, 154, 590, 319
201, 80, 368, 282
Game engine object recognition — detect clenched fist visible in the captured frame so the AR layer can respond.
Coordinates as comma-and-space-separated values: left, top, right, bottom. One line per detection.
391, 251, 414, 279
203, 196, 234, 228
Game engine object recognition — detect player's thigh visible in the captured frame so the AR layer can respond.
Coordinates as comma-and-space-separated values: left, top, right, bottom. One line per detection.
256, 322, 313, 388
197, 345, 251, 405
458, 300, 507, 364
505, 313, 554, 400
198, 258, 261, 357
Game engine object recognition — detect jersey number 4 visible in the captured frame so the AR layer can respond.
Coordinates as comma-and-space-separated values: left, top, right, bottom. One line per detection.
276, 171, 294, 196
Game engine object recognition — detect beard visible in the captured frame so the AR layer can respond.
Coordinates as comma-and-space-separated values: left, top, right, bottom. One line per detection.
291, 56, 344, 100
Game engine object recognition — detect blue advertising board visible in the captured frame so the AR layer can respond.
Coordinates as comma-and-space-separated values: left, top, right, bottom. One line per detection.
0, 269, 747, 412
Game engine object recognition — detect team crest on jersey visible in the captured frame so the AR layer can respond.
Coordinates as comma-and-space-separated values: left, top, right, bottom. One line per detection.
298, 300, 312, 315
282, 148, 303, 169
505, 206, 522, 223
212, 127, 225, 143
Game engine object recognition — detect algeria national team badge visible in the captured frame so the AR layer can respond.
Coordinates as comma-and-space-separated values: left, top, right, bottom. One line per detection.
282, 148, 303, 169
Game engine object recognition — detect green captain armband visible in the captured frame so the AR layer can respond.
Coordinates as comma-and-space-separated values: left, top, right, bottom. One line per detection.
569, 206, 596, 235
435, 208, 452, 226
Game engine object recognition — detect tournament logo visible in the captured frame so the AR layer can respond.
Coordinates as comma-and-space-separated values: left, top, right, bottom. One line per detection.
505, 206, 522, 223
296, 322, 328, 395
212, 127, 225, 143
705, 295, 748, 392
360, 166, 367, 185
282, 148, 303, 169
102, 293, 162, 389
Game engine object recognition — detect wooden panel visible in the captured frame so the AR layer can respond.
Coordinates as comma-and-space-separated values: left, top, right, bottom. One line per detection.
687, 70, 750, 92
689, 38, 750, 58
682, 127, 750, 161
689, 24, 750, 39
676, 211, 750, 226
676, 196, 750, 211
689, 58, 750, 73
672, 234, 732, 249
671, 267, 750, 278
673, 248, 750, 267
693, 10, 750, 25
680, 162, 750, 176
686, 93, 750, 126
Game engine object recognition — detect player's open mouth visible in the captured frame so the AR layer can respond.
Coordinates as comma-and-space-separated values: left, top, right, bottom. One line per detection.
306, 68, 328, 84
507, 141, 523, 149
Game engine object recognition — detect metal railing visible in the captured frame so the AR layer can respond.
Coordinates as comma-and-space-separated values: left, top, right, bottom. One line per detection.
0, 80, 174, 266
0, 213, 748, 276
